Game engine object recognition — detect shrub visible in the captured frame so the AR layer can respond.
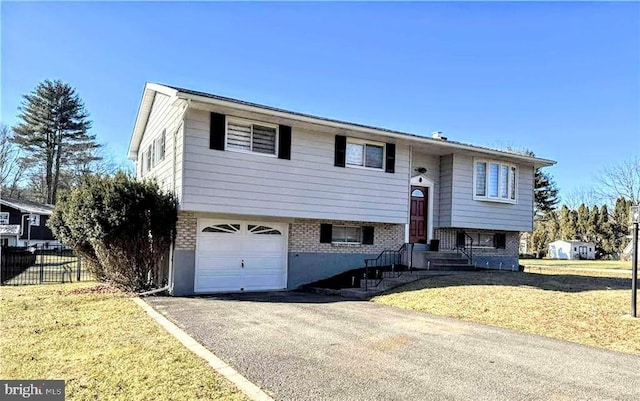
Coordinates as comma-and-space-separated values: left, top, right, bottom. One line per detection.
49, 173, 177, 291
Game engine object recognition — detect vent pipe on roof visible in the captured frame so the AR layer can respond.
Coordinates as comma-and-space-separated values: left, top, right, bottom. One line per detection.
432, 131, 447, 141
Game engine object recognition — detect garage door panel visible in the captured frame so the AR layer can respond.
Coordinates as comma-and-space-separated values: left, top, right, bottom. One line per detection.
194, 276, 246, 293
244, 239, 284, 253
196, 256, 243, 271
195, 219, 287, 293
197, 238, 244, 253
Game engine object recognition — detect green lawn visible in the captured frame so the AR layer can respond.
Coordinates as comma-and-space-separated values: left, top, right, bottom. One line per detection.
0, 283, 247, 401
374, 269, 640, 355
521, 259, 631, 270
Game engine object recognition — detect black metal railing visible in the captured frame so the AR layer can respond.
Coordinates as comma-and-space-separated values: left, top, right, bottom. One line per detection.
456, 232, 474, 266
1, 244, 93, 285
363, 243, 413, 292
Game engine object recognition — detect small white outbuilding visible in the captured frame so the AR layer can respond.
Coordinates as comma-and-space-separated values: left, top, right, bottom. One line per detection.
548, 240, 596, 260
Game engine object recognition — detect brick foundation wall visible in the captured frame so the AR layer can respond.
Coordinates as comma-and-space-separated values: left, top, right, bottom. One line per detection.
175, 211, 196, 250
289, 219, 405, 254
434, 228, 519, 258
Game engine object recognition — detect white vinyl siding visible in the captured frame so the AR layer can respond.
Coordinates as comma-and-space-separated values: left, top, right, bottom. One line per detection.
441, 154, 534, 232
181, 109, 409, 223
226, 118, 277, 156
136, 93, 183, 197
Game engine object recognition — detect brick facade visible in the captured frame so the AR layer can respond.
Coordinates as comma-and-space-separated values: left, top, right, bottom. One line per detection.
434, 228, 519, 258
289, 219, 405, 254
175, 211, 196, 250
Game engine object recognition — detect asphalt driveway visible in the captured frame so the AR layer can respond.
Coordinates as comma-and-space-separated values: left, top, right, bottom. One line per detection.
146, 292, 640, 401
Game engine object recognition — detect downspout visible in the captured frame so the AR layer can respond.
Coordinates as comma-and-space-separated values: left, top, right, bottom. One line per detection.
167, 99, 189, 295
138, 286, 170, 297
406, 146, 412, 244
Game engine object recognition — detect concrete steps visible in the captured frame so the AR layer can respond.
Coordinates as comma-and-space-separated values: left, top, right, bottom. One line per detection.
423, 251, 474, 271
338, 270, 464, 300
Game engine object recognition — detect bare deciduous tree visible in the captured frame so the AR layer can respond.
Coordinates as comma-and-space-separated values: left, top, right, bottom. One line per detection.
596, 156, 640, 205
0, 124, 26, 197
561, 185, 601, 209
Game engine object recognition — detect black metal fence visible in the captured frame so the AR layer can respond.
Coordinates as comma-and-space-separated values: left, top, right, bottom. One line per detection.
1, 244, 93, 285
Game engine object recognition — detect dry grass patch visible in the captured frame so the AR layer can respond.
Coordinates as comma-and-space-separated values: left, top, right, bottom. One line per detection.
0, 283, 248, 401
374, 270, 640, 355
522, 259, 631, 269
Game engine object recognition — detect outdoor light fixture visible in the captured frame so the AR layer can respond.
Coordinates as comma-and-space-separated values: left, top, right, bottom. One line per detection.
414, 167, 427, 174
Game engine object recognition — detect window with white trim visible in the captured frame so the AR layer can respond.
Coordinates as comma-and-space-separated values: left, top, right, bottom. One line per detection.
226, 118, 277, 156
474, 159, 517, 203
346, 138, 384, 169
154, 130, 166, 165
144, 144, 153, 173
0, 212, 9, 225
332, 226, 362, 244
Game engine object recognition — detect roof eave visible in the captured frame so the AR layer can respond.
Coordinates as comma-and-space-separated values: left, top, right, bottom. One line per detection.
128, 83, 179, 160
175, 89, 556, 168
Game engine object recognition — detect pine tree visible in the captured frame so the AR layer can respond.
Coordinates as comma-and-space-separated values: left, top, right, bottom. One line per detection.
587, 206, 600, 244
12, 80, 101, 203
610, 197, 631, 253
534, 169, 560, 214
559, 205, 577, 240
576, 204, 590, 241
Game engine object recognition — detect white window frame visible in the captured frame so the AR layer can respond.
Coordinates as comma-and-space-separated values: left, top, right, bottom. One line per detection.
345, 137, 385, 171
154, 130, 166, 165
225, 117, 278, 157
473, 158, 518, 204
0, 212, 9, 225
331, 225, 362, 244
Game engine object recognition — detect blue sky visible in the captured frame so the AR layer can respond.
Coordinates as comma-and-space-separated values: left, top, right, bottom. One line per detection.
2, 1, 639, 202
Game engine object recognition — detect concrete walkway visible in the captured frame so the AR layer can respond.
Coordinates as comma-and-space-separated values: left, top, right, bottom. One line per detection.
146, 292, 640, 401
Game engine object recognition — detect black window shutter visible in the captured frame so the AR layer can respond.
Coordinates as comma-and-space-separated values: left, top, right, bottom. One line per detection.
210, 112, 226, 150
334, 135, 346, 167
495, 233, 506, 249
362, 226, 375, 245
456, 232, 466, 247
278, 125, 291, 160
385, 143, 396, 173
320, 224, 333, 243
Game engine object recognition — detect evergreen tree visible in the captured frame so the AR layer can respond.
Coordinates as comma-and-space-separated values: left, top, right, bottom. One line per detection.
12, 80, 101, 203
610, 197, 631, 253
587, 206, 600, 244
598, 205, 615, 254
547, 210, 560, 242
576, 204, 590, 241
534, 169, 560, 214
559, 205, 577, 240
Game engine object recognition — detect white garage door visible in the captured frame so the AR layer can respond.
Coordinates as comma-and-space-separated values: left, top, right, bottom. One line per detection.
195, 219, 288, 293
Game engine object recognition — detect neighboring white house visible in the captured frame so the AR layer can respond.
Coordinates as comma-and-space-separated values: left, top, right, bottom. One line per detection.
548, 240, 596, 260
128, 82, 555, 296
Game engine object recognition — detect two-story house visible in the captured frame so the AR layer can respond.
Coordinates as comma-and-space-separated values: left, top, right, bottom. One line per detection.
0, 198, 58, 247
128, 83, 555, 296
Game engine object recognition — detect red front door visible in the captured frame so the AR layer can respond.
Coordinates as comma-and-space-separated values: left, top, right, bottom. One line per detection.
409, 187, 427, 243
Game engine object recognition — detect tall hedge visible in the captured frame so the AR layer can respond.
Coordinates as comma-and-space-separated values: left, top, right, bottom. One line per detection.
49, 173, 177, 291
